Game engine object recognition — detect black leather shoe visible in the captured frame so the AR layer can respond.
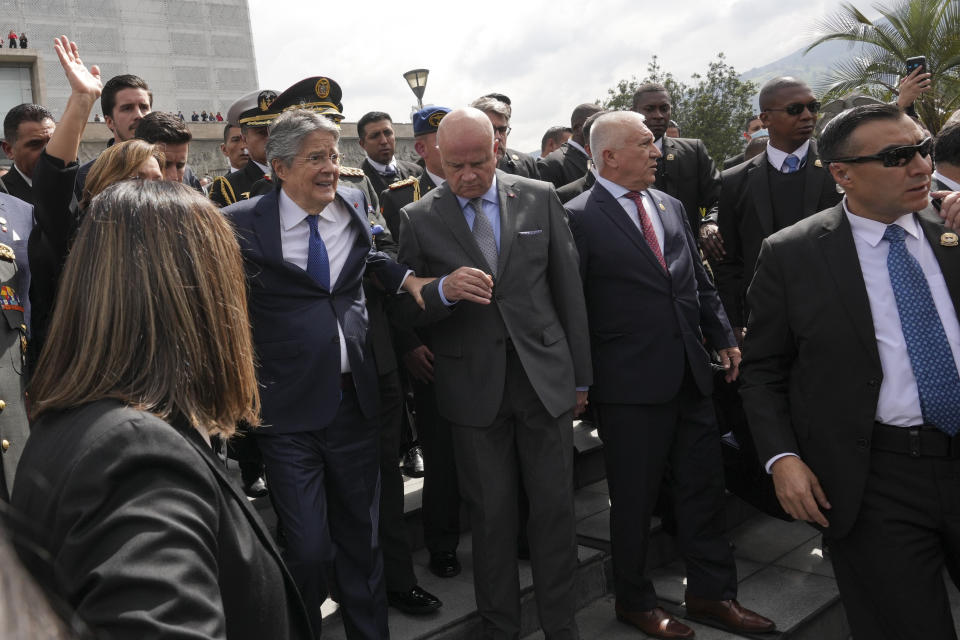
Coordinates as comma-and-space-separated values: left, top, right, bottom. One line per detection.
429, 551, 461, 578
387, 585, 442, 615
401, 445, 425, 478
242, 477, 268, 498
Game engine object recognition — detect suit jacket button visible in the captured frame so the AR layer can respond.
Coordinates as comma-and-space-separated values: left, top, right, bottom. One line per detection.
331, 336, 339, 344
1, 439, 9, 452
0, 399, 6, 411
856, 438, 869, 450
867, 379, 879, 388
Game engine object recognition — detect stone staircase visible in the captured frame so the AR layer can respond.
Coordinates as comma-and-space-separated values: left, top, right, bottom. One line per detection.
235, 422, 960, 639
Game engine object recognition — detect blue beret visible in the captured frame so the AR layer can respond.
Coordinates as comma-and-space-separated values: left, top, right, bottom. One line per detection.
413, 106, 450, 136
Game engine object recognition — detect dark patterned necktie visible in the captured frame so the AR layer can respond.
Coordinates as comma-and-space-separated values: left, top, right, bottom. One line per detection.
625, 191, 667, 271
306, 214, 330, 289
884, 223, 960, 435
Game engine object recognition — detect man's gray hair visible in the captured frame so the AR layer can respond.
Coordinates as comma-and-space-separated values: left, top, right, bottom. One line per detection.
590, 111, 646, 172
470, 96, 512, 122
266, 109, 341, 180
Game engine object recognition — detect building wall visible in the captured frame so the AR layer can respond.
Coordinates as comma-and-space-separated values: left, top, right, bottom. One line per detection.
3, 0, 258, 122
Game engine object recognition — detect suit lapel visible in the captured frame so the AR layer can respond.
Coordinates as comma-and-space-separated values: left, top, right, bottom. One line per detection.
333, 187, 373, 292
175, 424, 305, 612
496, 173, 517, 275
816, 205, 880, 365
803, 140, 827, 216
434, 185, 490, 271
252, 190, 285, 266
917, 207, 960, 316
660, 137, 677, 195
593, 184, 669, 279
648, 189, 682, 269
748, 153, 775, 237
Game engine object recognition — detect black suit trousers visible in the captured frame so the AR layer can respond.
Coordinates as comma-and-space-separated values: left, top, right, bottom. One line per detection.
256, 387, 388, 640
377, 369, 417, 592
597, 373, 737, 611
414, 377, 462, 554
827, 448, 960, 640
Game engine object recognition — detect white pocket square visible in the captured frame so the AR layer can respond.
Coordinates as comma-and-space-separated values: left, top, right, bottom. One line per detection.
518, 229, 543, 236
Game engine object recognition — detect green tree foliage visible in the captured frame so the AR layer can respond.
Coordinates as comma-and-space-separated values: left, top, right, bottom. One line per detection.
807, 0, 960, 134
602, 54, 757, 165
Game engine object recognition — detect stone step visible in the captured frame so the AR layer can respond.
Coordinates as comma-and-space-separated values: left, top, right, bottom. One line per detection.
318, 536, 608, 639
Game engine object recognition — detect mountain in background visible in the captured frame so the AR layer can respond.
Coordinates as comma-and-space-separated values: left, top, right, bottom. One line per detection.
739, 39, 868, 106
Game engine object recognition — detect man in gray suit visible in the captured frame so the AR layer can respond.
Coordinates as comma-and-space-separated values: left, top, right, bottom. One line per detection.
398, 107, 591, 639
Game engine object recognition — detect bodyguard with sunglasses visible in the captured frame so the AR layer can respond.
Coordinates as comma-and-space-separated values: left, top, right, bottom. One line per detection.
741, 102, 960, 640
710, 77, 841, 335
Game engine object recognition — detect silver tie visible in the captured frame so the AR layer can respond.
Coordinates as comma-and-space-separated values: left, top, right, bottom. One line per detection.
470, 197, 498, 276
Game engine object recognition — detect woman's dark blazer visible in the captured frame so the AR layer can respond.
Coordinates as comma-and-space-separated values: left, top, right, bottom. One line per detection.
12, 399, 313, 640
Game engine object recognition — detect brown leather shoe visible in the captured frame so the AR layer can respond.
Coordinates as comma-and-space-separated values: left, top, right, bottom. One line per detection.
684, 594, 776, 634
615, 603, 695, 639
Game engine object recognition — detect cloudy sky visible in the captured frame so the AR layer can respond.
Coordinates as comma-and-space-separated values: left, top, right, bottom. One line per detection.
248, 0, 863, 153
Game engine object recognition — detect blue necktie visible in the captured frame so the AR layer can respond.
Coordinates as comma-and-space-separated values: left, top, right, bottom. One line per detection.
884, 224, 960, 436
306, 214, 330, 289
782, 154, 800, 174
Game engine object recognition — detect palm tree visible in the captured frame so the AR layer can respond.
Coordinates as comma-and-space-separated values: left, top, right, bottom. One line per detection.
806, 0, 960, 133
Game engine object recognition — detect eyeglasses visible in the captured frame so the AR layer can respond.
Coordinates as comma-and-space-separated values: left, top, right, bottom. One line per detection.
493, 125, 511, 136
765, 100, 822, 116
828, 138, 932, 168
297, 152, 341, 166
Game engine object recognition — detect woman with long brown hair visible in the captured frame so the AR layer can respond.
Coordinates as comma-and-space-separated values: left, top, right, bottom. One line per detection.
12, 180, 313, 639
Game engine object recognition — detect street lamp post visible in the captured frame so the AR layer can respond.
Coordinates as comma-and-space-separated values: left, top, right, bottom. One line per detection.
403, 68, 429, 110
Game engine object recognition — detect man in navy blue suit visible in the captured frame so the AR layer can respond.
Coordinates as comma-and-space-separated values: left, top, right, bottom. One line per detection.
225, 108, 414, 640
565, 111, 774, 639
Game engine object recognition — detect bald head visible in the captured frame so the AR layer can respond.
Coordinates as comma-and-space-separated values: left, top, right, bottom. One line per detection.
437, 107, 495, 148
437, 107, 498, 198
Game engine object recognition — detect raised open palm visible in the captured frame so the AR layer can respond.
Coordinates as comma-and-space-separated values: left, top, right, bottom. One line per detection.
53, 35, 101, 98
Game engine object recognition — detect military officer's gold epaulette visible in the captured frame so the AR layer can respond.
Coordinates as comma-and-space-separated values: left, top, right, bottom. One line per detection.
339, 166, 365, 177
388, 176, 417, 190
211, 175, 237, 206
0, 243, 14, 263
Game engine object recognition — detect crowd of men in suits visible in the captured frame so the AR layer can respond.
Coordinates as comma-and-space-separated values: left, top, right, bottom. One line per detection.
2, 46, 960, 640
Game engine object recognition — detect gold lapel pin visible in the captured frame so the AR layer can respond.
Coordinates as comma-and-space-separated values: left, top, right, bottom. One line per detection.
941, 232, 959, 247
814, 159, 823, 168
666, 154, 675, 161
658, 202, 666, 211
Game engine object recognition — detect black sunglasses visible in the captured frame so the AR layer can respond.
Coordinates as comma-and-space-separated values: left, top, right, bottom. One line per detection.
765, 100, 822, 116
828, 137, 932, 168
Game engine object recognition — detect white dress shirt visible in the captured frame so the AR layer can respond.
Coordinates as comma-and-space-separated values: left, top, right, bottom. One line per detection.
252, 159, 270, 176
425, 169, 445, 187
595, 175, 665, 253
765, 139, 810, 172
933, 170, 960, 192
566, 139, 587, 156
365, 156, 397, 175
766, 201, 960, 472
12, 164, 31, 187
278, 189, 357, 373
846, 201, 960, 425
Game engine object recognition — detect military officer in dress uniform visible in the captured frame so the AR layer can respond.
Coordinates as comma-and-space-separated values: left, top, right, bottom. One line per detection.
379, 107, 449, 238
0, 193, 31, 502
252, 77, 385, 212
209, 89, 279, 207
